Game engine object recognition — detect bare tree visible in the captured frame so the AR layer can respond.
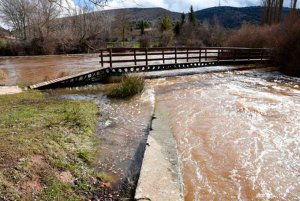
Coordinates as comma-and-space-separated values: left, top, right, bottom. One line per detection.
0, 0, 61, 41
115, 9, 131, 47
262, 0, 284, 24
53, 0, 114, 53
0, 0, 130, 54
291, 0, 298, 9
0, 0, 32, 40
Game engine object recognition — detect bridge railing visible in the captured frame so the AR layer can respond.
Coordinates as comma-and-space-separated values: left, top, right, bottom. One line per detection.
99, 47, 272, 68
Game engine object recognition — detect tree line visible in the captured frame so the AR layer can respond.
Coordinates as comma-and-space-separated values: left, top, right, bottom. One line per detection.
0, 1, 299, 58
262, 0, 298, 24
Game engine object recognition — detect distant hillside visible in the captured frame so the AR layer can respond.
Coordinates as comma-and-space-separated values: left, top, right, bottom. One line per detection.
100, 7, 181, 23
195, 6, 291, 28
96, 6, 291, 28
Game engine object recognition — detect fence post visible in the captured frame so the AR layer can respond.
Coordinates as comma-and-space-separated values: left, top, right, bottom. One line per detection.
187, 49, 189, 62
109, 48, 112, 69
134, 49, 137, 65
233, 49, 236, 61
261, 49, 263, 61
175, 47, 177, 64
100, 50, 104, 67
248, 49, 251, 60
217, 48, 220, 61
145, 48, 148, 67
205, 48, 207, 61
162, 49, 165, 64
199, 48, 201, 63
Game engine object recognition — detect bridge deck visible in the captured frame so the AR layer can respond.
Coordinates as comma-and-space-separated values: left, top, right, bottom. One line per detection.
29, 47, 272, 90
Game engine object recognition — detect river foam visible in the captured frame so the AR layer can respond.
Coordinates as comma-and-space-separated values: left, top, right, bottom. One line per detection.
152, 70, 300, 201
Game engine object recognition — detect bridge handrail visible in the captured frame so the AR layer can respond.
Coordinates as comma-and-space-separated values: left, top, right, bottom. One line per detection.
99, 47, 272, 68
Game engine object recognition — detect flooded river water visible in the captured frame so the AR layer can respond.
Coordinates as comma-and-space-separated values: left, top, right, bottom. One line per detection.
150, 70, 300, 200
0, 54, 100, 85
1, 54, 299, 200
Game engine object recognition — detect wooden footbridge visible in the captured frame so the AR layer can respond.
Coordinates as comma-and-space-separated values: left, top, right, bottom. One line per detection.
29, 47, 272, 89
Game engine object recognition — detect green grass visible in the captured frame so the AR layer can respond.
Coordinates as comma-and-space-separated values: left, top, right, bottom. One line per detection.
107, 75, 145, 99
0, 91, 106, 200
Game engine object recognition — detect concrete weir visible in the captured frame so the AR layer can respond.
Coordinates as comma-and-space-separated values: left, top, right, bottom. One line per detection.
135, 104, 183, 201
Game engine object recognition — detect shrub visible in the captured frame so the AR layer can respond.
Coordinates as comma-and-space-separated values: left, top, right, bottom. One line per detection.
177, 23, 211, 47
225, 24, 279, 48
107, 75, 145, 99
139, 35, 151, 48
275, 12, 300, 76
159, 30, 174, 47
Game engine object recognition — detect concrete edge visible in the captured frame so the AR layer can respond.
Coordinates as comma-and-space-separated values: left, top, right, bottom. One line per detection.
135, 103, 184, 201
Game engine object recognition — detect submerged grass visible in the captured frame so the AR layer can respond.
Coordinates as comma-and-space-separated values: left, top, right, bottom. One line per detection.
0, 91, 109, 200
107, 75, 145, 99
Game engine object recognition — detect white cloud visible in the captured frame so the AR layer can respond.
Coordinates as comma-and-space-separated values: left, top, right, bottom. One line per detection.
102, 0, 299, 12
103, 0, 168, 10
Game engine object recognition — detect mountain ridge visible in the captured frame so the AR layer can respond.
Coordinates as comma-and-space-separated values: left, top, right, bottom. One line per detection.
96, 6, 291, 28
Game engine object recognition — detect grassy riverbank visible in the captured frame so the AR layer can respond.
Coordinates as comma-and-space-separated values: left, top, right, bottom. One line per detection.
0, 91, 110, 200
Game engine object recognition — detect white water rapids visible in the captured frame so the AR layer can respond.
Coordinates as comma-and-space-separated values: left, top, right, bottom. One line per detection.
148, 69, 300, 200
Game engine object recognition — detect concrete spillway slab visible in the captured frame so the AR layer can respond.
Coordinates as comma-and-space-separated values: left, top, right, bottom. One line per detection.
135, 104, 183, 201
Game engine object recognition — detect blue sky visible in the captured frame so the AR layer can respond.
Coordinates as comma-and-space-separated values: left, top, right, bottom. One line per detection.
105, 0, 299, 12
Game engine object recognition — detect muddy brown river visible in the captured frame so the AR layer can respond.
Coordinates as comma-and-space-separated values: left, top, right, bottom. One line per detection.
151, 70, 300, 200
1, 54, 299, 200
0, 54, 100, 85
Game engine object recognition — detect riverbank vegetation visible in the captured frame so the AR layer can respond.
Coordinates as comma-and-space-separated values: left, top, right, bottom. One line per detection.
0, 91, 113, 200
227, 10, 300, 76
107, 75, 145, 99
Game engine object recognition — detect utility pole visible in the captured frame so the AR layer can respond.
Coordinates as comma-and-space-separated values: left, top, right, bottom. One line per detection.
219, 0, 221, 7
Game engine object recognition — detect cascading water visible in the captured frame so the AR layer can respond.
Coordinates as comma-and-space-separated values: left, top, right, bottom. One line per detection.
150, 69, 300, 200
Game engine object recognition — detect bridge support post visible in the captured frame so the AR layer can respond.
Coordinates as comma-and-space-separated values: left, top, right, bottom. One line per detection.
145, 48, 148, 67
100, 50, 104, 67
109, 48, 112, 69
134, 49, 137, 65
233, 49, 236, 61
175, 48, 177, 64
199, 48, 201, 63
187, 49, 189, 62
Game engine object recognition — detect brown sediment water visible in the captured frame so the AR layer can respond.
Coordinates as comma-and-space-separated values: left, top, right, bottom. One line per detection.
4, 53, 298, 200
150, 70, 300, 200
47, 68, 299, 200
59, 87, 155, 198
0, 54, 100, 86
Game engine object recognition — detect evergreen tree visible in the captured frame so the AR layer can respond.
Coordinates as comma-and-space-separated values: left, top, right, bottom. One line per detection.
188, 5, 196, 25
161, 13, 172, 32
181, 12, 186, 25
174, 21, 181, 36
139, 20, 145, 35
